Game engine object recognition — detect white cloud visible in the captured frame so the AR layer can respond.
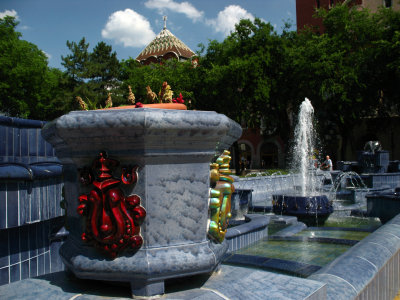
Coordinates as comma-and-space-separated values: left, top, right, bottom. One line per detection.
102, 9, 156, 48
145, 0, 203, 22
206, 5, 254, 37
0, 9, 18, 19
42, 51, 51, 60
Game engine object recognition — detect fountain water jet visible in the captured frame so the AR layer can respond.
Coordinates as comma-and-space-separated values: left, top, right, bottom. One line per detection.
272, 98, 333, 225
292, 98, 319, 195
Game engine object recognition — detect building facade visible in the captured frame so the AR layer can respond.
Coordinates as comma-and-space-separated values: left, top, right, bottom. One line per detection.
236, 129, 286, 170
296, 0, 399, 32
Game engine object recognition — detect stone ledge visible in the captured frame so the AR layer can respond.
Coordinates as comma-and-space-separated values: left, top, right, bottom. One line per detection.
0, 162, 62, 180
225, 214, 270, 239
309, 213, 400, 299
0, 265, 326, 300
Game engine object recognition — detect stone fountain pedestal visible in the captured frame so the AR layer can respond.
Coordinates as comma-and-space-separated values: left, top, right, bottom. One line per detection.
41, 108, 242, 297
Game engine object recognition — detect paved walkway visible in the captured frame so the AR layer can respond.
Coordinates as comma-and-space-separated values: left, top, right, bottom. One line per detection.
0, 265, 325, 300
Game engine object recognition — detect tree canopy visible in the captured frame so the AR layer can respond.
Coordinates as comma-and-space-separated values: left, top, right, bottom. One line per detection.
61, 37, 122, 109
0, 16, 53, 119
1, 4, 399, 158
294, 5, 400, 156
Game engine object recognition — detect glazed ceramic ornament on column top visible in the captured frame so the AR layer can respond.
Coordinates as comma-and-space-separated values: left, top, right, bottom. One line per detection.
41, 106, 241, 297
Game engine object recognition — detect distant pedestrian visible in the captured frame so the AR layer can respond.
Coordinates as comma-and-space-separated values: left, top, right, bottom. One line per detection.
320, 155, 333, 171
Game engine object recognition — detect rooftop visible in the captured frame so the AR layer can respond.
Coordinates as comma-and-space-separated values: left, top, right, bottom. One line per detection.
136, 16, 195, 63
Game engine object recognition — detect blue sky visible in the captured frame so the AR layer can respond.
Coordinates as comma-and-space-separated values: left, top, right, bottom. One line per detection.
0, 0, 296, 69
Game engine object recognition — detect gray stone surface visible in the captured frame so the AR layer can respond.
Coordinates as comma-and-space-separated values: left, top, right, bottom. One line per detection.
41, 108, 242, 295
313, 255, 378, 293
60, 238, 227, 280
187, 265, 325, 300
41, 108, 241, 163
144, 163, 210, 246
308, 273, 357, 300
0, 265, 326, 300
360, 227, 400, 255
309, 213, 400, 299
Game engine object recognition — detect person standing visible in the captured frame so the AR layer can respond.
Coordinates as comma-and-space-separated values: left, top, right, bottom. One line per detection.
321, 155, 333, 171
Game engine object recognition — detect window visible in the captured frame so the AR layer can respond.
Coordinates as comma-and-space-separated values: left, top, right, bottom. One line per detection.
384, 0, 392, 7
316, 0, 321, 8
260, 143, 279, 169
330, 0, 334, 8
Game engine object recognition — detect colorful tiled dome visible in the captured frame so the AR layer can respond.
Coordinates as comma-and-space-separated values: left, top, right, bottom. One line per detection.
136, 17, 195, 64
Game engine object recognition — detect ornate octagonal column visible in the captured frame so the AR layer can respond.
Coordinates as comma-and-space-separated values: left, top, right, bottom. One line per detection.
41, 108, 242, 297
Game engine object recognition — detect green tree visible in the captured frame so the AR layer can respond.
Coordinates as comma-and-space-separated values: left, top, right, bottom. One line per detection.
0, 16, 50, 118
61, 38, 122, 109
117, 8, 400, 162
38, 67, 76, 120
120, 58, 198, 106
87, 41, 121, 105
367, 7, 400, 117
303, 4, 400, 158
88, 41, 120, 84
198, 18, 293, 138
61, 37, 89, 83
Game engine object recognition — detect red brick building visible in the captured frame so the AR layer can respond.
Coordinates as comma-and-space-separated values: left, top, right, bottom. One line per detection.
296, 0, 397, 32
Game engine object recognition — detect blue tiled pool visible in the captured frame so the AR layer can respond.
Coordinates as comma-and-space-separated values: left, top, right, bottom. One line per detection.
224, 216, 381, 277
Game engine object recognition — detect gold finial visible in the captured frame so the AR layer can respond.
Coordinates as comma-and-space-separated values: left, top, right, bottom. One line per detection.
159, 81, 173, 103
105, 93, 113, 108
128, 85, 135, 104
146, 86, 157, 103
163, 16, 167, 29
76, 96, 88, 111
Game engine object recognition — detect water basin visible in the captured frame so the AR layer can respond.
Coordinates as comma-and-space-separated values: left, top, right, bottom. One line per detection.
295, 229, 370, 241
225, 215, 381, 278
234, 239, 351, 267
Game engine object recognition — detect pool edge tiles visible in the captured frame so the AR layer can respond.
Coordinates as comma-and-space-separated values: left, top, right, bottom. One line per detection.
169, 264, 327, 300
309, 213, 400, 299
0, 264, 326, 300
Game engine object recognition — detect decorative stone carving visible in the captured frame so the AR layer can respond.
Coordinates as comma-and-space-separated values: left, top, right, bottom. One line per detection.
208, 150, 234, 242
41, 108, 242, 297
77, 151, 146, 258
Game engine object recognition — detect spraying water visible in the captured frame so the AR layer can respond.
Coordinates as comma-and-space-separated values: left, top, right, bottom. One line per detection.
291, 98, 318, 196
271, 98, 333, 225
